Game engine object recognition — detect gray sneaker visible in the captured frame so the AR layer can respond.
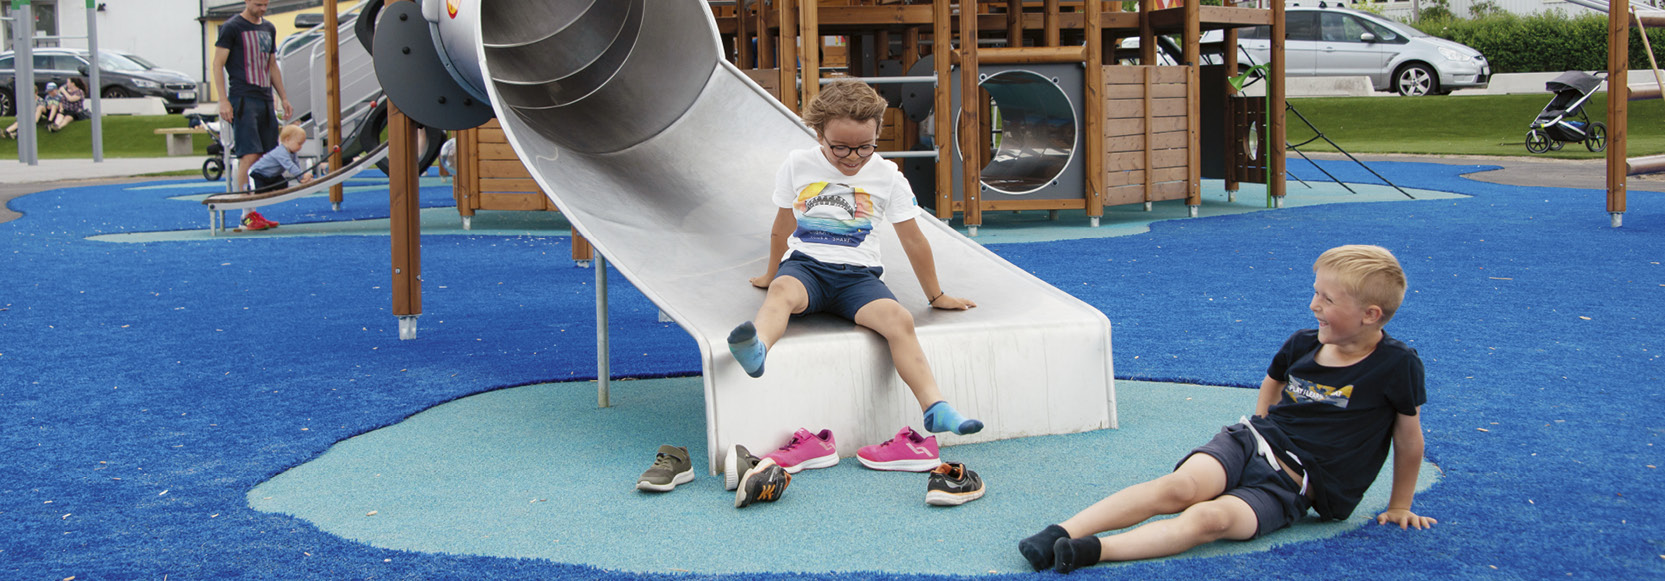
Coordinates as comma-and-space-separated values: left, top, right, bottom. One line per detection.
723, 443, 762, 491
636, 445, 694, 492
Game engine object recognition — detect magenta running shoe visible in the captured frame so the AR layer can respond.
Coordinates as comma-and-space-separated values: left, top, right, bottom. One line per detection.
857, 426, 941, 472
762, 428, 839, 474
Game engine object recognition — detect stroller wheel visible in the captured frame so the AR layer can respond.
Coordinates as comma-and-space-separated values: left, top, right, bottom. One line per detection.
1550, 140, 1564, 152
1585, 122, 1607, 153
1524, 129, 1552, 154
203, 158, 224, 181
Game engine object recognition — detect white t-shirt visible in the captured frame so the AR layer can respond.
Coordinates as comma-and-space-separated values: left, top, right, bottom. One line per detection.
771, 147, 921, 268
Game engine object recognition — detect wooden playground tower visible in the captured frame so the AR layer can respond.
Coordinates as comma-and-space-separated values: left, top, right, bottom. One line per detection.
708, 0, 1291, 231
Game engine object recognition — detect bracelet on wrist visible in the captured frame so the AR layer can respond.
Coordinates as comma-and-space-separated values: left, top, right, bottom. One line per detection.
929, 291, 944, 303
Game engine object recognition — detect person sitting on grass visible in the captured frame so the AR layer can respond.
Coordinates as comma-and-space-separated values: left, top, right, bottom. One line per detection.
48, 78, 88, 132
237, 124, 312, 231
4, 82, 62, 139
1017, 244, 1436, 574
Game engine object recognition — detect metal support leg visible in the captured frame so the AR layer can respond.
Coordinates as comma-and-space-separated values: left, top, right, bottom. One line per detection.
596, 253, 611, 408
1227, 188, 1237, 203
1611, 212, 1623, 228
1090, 216, 1100, 228
1187, 204, 1199, 218
397, 315, 419, 340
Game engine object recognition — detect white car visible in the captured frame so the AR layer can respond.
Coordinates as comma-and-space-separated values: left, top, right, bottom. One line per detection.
1234, 5, 1490, 96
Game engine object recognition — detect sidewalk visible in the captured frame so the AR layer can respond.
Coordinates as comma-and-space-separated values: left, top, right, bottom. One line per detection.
0, 156, 205, 185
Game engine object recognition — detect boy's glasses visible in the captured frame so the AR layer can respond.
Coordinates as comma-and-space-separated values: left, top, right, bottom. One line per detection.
826, 143, 878, 159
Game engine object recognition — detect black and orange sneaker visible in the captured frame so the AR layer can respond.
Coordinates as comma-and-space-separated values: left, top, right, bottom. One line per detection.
925, 462, 985, 506
734, 457, 790, 508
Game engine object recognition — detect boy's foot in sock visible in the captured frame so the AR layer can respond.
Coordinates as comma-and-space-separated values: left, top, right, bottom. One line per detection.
1018, 524, 1070, 571
1052, 536, 1101, 574
923, 400, 983, 435
727, 321, 767, 378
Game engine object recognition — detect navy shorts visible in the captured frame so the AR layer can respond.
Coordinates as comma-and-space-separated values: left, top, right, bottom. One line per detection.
230, 96, 279, 158
775, 251, 897, 321
1178, 423, 1311, 538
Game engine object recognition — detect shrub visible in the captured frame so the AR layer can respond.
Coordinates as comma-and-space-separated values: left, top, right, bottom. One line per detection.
1409, 12, 1665, 73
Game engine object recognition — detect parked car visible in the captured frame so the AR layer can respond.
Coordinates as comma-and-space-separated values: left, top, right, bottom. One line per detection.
0, 48, 200, 115
1233, 5, 1490, 96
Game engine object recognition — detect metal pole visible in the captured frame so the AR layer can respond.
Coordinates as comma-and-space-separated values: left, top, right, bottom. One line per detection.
596, 252, 611, 408
14, 0, 37, 166
85, 0, 101, 162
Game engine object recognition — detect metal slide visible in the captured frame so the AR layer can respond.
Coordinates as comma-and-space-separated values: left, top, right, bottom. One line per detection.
474, 0, 1115, 469
201, 142, 391, 233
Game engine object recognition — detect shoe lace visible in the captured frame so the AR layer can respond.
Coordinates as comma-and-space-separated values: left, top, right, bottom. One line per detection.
776, 434, 805, 453
651, 453, 678, 470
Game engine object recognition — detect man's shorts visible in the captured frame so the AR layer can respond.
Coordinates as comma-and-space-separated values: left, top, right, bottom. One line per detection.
1178, 423, 1311, 538
230, 96, 279, 158
775, 251, 897, 321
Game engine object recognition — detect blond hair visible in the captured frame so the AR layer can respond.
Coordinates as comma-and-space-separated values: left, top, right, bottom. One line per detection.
1314, 245, 1407, 323
279, 124, 306, 143
800, 80, 888, 136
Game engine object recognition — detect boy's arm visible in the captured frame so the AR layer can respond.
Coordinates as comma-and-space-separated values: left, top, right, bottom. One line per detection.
1254, 374, 1286, 417
749, 208, 796, 288
1376, 410, 1438, 530
894, 218, 974, 310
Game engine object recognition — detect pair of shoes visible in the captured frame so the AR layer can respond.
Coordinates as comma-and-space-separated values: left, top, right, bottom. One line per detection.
2, 128, 14, 139
857, 426, 941, 472
635, 445, 694, 492
734, 457, 791, 508
240, 211, 280, 231
762, 428, 839, 473
723, 443, 763, 491
925, 462, 985, 506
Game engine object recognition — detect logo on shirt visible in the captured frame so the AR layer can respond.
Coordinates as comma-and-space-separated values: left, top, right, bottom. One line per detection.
1284, 376, 1353, 408
793, 182, 874, 248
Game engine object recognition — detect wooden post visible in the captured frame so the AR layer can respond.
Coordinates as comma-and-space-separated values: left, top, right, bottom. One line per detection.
757, 0, 776, 70
454, 126, 477, 221
1007, 0, 1023, 45
801, 0, 820, 109
737, 0, 753, 68
1607, 0, 1628, 226
934, 0, 955, 220
778, 0, 800, 113
1085, 0, 1105, 221
960, 0, 983, 231
1139, 0, 1155, 65
1184, 0, 1201, 208
1044, 0, 1060, 47
388, 98, 422, 339
1270, 0, 1287, 204
325, 0, 344, 208
1223, 28, 1240, 197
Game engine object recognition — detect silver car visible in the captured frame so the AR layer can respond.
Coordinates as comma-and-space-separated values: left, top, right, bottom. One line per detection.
1235, 5, 1490, 96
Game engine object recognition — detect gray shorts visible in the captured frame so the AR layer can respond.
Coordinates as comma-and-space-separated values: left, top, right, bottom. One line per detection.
1179, 423, 1311, 538
775, 251, 896, 321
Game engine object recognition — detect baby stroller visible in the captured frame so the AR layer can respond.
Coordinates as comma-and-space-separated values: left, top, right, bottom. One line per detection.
1525, 71, 1607, 154
186, 113, 227, 181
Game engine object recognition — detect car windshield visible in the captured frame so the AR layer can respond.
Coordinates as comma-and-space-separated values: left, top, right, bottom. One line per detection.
120, 53, 159, 69
95, 52, 149, 72
1364, 15, 1429, 38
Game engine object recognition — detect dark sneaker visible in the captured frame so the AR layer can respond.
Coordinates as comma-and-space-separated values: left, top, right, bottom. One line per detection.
723, 443, 762, 491
635, 445, 694, 492
734, 457, 791, 508
925, 462, 985, 506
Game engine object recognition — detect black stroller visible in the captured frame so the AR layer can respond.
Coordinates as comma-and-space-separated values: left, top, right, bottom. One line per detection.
186, 113, 226, 181
1525, 71, 1607, 154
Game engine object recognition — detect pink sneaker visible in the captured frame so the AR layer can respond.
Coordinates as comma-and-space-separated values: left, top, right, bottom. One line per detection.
762, 428, 839, 474
857, 426, 940, 472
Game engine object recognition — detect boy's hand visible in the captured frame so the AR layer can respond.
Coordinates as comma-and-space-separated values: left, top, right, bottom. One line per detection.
299, 174, 314, 184
1376, 508, 1437, 530
749, 275, 772, 289
929, 294, 976, 310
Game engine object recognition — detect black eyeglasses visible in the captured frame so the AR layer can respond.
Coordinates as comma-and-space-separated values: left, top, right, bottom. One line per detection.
826, 142, 878, 159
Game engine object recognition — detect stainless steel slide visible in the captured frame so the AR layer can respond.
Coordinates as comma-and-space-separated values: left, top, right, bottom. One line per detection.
475, 0, 1115, 469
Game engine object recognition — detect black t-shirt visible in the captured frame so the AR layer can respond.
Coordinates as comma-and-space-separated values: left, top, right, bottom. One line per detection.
1261, 329, 1426, 520
215, 14, 277, 100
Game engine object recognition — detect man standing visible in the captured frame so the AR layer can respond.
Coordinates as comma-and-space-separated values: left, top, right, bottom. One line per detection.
212, 0, 292, 193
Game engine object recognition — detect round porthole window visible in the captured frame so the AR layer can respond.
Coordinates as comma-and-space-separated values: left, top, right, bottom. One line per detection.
955, 70, 1078, 196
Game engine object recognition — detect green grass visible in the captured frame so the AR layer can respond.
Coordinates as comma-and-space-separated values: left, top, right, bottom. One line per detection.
1286, 92, 1664, 159
0, 115, 214, 159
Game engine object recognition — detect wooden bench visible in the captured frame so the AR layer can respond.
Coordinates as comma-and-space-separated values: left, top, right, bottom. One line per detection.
154, 127, 208, 156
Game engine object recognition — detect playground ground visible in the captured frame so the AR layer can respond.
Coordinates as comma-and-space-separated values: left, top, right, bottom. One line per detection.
0, 154, 1661, 579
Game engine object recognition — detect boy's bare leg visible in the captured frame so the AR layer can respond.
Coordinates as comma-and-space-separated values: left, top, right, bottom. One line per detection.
1024, 453, 1234, 571
1093, 495, 1259, 562
852, 298, 941, 409
753, 276, 809, 348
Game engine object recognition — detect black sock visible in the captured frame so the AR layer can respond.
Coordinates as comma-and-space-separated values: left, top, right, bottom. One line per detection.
1052, 536, 1102, 574
1018, 524, 1069, 572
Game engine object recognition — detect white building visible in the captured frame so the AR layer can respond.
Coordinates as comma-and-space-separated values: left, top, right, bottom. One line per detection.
4, 1, 205, 80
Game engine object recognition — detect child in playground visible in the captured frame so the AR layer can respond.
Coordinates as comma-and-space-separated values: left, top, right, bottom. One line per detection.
726, 80, 981, 496
1018, 244, 1436, 573
48, 78, 88, 132
239, 124, 311, 230
4, 82, 61, 139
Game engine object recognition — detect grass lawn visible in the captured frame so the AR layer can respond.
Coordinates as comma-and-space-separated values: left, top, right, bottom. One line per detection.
0, 115, 212, 160
1286, 92, 1664, 159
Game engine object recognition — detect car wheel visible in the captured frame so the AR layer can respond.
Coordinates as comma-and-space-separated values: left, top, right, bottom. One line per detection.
166, 107, 185, 115
1585, 122, 1607, 152
1524, 129, 1552, 154
1395, 63, 1438, 97
0, 89, 12, 117
102, 86, 134, 99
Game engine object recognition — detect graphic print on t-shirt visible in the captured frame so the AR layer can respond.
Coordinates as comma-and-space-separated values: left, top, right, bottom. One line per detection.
240, 28, 275, 88
793, 182, 875, 248
1284, 376, 1353, 408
